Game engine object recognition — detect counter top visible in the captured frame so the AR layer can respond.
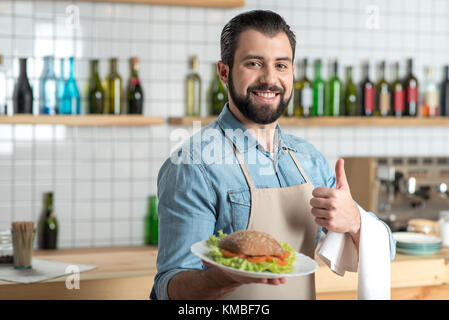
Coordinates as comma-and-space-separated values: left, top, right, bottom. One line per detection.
1, 245, 448, 299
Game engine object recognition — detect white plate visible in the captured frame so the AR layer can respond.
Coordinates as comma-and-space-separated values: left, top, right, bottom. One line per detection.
190, 240, 318, 279
393, 232, 442, 245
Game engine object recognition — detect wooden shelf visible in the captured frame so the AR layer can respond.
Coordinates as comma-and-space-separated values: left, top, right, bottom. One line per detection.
72, 0, 244, 8
168, 116, 449, 127
0, 115, 164, 126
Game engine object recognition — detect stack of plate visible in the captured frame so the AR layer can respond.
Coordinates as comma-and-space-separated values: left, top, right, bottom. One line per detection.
393, 232, 442, 255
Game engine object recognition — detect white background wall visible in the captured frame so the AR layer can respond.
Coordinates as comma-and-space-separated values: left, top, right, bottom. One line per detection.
1, 0, 449, 248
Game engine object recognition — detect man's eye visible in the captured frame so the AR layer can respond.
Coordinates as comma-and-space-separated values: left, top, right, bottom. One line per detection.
247, 61, 261, 67
277, 64, 288, 69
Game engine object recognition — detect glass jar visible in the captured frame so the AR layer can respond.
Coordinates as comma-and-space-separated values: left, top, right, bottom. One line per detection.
439, 211, 449, 247
0, 229, 13, 264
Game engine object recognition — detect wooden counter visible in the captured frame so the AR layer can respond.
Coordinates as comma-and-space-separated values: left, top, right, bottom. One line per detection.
0, 246, 448, 299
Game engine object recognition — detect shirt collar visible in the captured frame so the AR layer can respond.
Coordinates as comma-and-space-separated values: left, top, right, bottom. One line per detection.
216, 103, 298, 153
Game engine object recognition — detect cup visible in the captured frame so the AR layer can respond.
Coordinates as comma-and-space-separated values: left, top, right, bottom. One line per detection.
11, 228, 36, 270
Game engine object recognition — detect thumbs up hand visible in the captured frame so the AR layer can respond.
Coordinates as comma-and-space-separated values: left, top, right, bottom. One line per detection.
310, 158, 361, 241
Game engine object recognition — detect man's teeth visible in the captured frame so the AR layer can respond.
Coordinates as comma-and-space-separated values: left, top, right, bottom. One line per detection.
255, 92, 277, 98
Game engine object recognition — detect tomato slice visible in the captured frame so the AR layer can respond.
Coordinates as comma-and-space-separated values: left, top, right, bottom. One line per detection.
221, 249, 240, 258
275, 258, 288, 266
282, 250, 290, 259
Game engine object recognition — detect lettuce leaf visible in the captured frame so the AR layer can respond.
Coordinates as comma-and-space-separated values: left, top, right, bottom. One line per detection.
207, 230, 296, 274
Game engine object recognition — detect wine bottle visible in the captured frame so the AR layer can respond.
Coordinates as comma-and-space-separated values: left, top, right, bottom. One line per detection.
209, 63, 227, 115
13, 58, 33, 114
87, 60, 104, 114
56, 58, 65, 113
0, 55, 6, 115
185, 55, 201, 116
391, 62, 405, 117
39, 56, 57, 115
312, 59, 325, 116
144, 195, 158, 245
294, 58, 313, 117
344, 66, 357, 116
440, 66, 449, 116
328, 59, 341, 116
127, 57, 144, 114
42, 192, 58, 250
404, 58, 419, 116
421, 67, 438, 117
375, 61, 391, 116
106, 58, 123, 115
61, 57, 81, 114
360, 61, 375, 116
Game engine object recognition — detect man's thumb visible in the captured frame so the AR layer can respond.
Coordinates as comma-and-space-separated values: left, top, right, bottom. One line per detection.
335, 158, 349, 190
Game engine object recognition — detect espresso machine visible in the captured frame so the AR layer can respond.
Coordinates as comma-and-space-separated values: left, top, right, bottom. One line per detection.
344, 157, 449, 232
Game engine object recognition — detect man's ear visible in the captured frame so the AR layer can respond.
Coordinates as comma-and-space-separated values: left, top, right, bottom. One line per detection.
217, 61, 229, 86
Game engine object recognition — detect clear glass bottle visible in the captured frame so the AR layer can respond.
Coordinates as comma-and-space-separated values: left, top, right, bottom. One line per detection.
185, 55, 201, 116
56, 58, 66, 113
0, 229, 13, 264
40, 56, 58, 115
0, 55, 7, 115
61, 57, 81, 114
106, 58, 123, 115
421, 66, 439, 117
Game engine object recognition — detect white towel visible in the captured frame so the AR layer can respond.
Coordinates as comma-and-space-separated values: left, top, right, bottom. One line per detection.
317, 205, 391, 300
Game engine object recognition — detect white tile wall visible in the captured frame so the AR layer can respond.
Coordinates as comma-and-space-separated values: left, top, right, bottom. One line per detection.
1, 0, 449, 247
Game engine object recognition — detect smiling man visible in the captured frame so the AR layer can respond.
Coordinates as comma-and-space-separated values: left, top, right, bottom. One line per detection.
151, 10, 395, 300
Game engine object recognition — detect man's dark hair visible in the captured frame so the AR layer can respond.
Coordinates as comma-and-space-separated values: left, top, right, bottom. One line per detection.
220, 10, 296, 70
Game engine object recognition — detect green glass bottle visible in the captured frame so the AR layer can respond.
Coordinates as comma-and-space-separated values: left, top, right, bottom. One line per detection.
392, 62, 405, 117
106, 58, 123, 115
375, 61, 391, 116
293, 58, 313, 117
209, 63, 227, 115
87, 59, 104, 114
185, 55, 201, 116
312, 59, 325, 116
43, 192, 58, 250
127, 57, 144, 114
144, 195, 158, 245
344, 66, 357, 116
327, 59, 342, 116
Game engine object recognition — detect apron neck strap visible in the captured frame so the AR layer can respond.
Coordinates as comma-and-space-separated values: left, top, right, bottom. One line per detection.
288, 149, 311, 184
225, 135, 256, 189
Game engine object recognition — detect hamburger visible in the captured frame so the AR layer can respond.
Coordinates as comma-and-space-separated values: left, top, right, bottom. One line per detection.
207, 230, 296, 273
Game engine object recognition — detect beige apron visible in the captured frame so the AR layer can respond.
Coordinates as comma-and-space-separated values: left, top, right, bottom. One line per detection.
224, 142, 317, 300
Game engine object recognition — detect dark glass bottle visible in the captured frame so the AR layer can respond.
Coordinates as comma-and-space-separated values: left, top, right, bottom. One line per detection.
209, 63, 228, 115
312, 59, 325, 116
43, 192, 58, 250
127, 57, 144, 114
404, 58, 419, 116
144, 195, 158, 245
61, 57, 81, 114
440, 66, 449, 116
13, 58, 33, 114
392, 62, 405, 117
327, 59, 341, 116
344, 66, 357, 116
0, 55, 7, 114
375, 61, 391, 116
360, 61, 375, 116
87, 59, 104, 114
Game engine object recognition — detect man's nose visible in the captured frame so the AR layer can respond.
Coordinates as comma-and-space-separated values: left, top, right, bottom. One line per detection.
259, 66, 277, 87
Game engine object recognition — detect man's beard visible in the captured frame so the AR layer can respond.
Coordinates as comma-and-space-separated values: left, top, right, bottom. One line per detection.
227, 69, 292, 124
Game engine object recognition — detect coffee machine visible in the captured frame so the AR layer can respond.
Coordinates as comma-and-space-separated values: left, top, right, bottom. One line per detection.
344, 157, 449, 232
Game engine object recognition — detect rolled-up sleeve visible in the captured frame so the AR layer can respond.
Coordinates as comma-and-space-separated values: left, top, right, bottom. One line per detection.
151, 150, 217, 300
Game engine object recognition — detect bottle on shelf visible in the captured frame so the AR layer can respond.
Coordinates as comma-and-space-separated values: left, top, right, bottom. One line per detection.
404, 58, 419, 116
87, 59, 104, 114
421, 66, 439, 117
13, 58, 33, 114
209, 63, 228, 116
61, 57, 81, 114
0, 55, 7, 115
57, 58, 65, 113
343, 66, 357, 116
360, 60, 375, 116
106, 58, 123, 115
42, 192, 58, 250
39, 56, 57, 115
127, 57, 144, 115
375, 61, 391, 116
293, 58, 313, 117
144, 195, 158, 245
326, 59, 341, 116
185, 55, 202, 116
312, 59, 325, 117
440, 66, 449, 116
391, 62, 405, 117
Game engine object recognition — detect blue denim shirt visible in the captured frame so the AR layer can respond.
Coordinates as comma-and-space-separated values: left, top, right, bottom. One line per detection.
151, 104, 396, 300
